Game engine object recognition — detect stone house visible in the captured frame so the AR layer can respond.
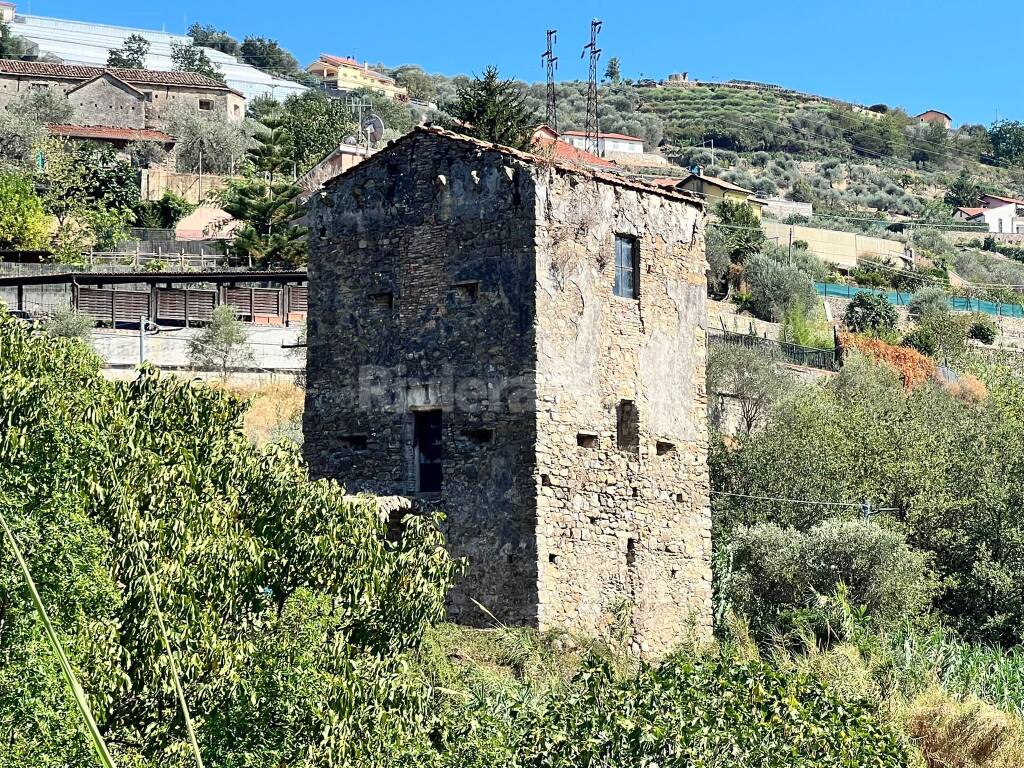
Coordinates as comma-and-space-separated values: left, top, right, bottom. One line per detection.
304, 126, 712, 654
0, 60, 245, 132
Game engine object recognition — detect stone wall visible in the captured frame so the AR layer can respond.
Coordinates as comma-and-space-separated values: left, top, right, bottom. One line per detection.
532, 169, 711, 653
304, 128, 712, 654
304, 130, 543, 626
68, 75, 146, 128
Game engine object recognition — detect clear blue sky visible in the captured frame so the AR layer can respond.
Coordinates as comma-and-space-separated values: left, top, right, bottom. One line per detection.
20, 0, 1010, 126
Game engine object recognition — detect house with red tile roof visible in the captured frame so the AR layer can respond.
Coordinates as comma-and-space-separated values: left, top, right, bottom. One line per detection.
305, 54, 407, 100
531, 125, 617, 171
0, 59, 245, 134
954, 194, 1024, 234
560, 129, 645, 156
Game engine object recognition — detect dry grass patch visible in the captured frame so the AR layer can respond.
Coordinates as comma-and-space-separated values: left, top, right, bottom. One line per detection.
221, 380, 305, 444
908, 688, 1024, 768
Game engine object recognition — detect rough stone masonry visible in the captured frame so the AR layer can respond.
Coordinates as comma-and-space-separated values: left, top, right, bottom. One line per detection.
304, 126, 711, 654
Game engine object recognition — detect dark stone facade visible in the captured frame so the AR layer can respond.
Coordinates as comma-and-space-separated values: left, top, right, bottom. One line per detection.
305, 128, 711, 652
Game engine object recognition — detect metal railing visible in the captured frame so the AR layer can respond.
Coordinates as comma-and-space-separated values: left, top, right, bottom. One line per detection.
709, 328, 837, 372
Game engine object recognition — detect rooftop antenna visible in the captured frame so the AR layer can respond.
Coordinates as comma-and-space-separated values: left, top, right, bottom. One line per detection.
347, 94, 372, 138
582, 19, 602, 156
542, 29, 559, 131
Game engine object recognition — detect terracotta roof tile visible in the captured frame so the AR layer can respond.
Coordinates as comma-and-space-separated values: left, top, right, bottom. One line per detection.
533, 135, 617, 170
0, 60, 241, 95
47, 124, 176, 143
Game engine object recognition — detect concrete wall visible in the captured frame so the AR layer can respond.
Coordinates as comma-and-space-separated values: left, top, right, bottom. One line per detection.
304, 129, 712, 654
141, 169, 233, 203
763, 220, 907, 269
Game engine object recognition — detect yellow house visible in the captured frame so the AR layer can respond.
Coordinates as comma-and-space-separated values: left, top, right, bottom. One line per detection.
306, 54, 408, 100
676, 171, 766, 219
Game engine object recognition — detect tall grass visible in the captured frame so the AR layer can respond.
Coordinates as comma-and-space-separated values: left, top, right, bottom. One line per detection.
0, 508, 118, 768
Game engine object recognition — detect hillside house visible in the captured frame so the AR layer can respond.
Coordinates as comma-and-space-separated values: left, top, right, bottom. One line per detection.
955, 194, 1024, 234
5, 5, 304, 101
917, 110, 952, 130
531, 124, 618, 171
305, 54, 407, 100
304, 126, 712, 654
0, 60, 245, 133
656, 171, 767, 219
561, 130, 645, 157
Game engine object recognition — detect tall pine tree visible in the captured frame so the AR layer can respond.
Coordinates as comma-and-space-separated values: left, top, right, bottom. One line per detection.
220, 117, 306, 269
445, 66, 537, 151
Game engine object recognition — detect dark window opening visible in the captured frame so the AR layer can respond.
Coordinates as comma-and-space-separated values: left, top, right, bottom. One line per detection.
675, 492, 685, 503
370, 291, 393, 310
541, 473, 551, 487
577, 432, 598, 449
613, 234, 639, 299
198, 99, 213, 111
548, 553, 559, 565
616, 399, 639, 453
340, 434, 368, 450
656, 440, 676, 456
413, 410, 443, 493
631, 487, 639, 498
451, 281, 479, 304
463, 427, 494, 444
626, 538, 637, 568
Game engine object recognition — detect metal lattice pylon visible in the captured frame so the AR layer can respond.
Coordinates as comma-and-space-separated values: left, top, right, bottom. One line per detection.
542, 29, 559, 131
581, 19, 602, 155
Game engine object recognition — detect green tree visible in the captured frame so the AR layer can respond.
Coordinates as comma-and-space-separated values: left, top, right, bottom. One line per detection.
944, 169, 982, 208
843, 292, 898, 335
788, 176, 815, 203
187, 22, 239, 55
0, 109, 46, 169
170, 41, 225, 84
220, 117, 306, 268
44, 307, 94, 339
988, 120, 1024, 166
164, 100, 252, 173
279, 90, 356, 170
0, 20, 32, 59
604, 56, 621, 83
8, 86, 74, 124
444, 66, 537, 150
0, 316, 459, 763
908, 286, 950, 319
106, 33, 150, 68
713, 200, 766, 261
0, 172, 50, 250
391, 65, 438, 102
239, 36, 301, 78
187, 304, 252, 377
707, 343, 793, 434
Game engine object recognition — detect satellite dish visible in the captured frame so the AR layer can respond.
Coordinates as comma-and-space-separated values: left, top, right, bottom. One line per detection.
362, 114, 385, 145
343, 135, 359, 145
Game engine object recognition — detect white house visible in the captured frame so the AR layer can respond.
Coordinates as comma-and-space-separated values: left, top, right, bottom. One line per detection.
955, 194, 1024, 234
560, 130, 644, 156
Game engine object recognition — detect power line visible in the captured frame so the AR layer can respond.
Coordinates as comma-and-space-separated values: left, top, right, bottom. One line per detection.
710, 489, 897, 514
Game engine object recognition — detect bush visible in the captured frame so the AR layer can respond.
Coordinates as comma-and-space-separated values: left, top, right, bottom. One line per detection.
902, 325, 938, 356
844, 292, 898, 335
968, 314, 998, 345
44, 308, 94, 339
707, 343, 792, 434
723, 520, 934, 639
743, 253, 818, 322
908, 286, 950, 319
442, 649, 909, 767
0, 172, 50, 250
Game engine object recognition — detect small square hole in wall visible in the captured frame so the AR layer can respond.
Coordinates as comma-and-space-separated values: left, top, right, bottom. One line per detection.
671, 568, 679, 579
656, 441, 676, 456
463, 427, 494, 444
339, 434, 368, 450
631, 487, 639, 498
675, 492, 685, 503
626, 538, 637, 568
541, 474, 551, 487
451, 281, 479, 304
577, 433, 598, 449
548, 553, 559, 565
370, 291, 393, 310
588, 515, 598, 525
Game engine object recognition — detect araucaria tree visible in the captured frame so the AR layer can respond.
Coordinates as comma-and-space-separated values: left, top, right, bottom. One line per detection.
220, 116, 306, 268
107, 33, 150, 68
445, 66, 537, 150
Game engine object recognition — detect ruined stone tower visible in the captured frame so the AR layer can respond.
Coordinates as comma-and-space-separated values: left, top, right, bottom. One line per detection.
304, 127, 711, 653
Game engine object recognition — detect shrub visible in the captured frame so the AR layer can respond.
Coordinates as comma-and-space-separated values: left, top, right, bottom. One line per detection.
908, 286, 950, 319
969, 314, 998, 345
723, 520, 934, 639
743, 253, 818, 322
707, 343, 792, 434
0, 172, 50, 250
844, 292, 898, 335
442, 650, 909, 767
44, 308, 94, 339
902, 325, 938, 357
